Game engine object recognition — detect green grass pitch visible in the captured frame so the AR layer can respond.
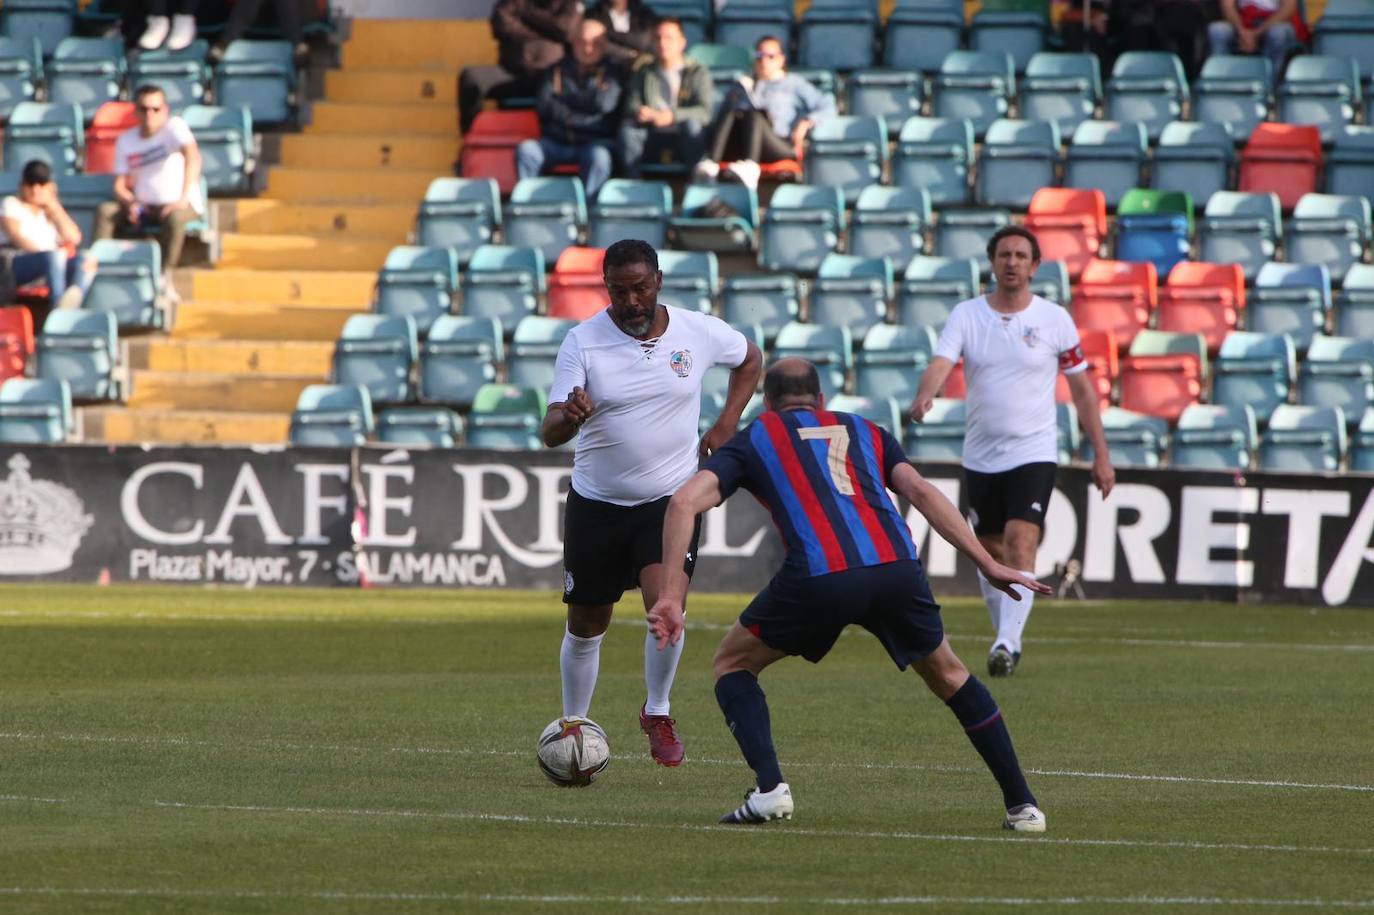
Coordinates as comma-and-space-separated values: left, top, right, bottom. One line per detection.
1, 584, 1372, 913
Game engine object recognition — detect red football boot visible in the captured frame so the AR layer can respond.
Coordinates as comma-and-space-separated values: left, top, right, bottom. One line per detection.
639, 704, 685, 767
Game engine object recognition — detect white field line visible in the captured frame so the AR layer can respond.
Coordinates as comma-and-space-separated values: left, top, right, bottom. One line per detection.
3, 730, 1371, 795
152, 800, 1374, 858
0, 794, 65, 804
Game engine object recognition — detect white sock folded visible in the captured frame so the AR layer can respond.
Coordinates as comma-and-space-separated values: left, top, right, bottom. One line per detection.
994, 571, 1037, 655
560, 627, 603, 719
977, 568, 1002, 639
643, 623, 683, 716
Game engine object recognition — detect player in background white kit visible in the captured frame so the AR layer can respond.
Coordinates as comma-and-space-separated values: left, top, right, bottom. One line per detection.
542, 239, 763, 765
908, 227, 1114, 676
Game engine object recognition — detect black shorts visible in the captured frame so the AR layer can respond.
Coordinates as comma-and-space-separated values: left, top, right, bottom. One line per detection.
562, 487, 702, 606
964, 462, 1058, 536
739, 559, 944, 669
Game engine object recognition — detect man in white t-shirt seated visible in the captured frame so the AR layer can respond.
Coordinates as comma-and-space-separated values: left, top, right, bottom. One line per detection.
93, 84, 203, 279
0, 160, 93, 309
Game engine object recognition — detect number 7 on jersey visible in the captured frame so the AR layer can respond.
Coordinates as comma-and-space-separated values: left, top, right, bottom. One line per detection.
797, 425, 854, 495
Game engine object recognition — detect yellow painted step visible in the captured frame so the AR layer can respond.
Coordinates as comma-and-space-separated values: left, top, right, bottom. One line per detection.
186, 269, 376, 307
128, 338, 334, 375
265, 166, 440, 204
218, 233, 397, 271
129, 371, 321, 412
82, 408, 291, 444
280, 133, 458, 171
341, 19, 497, 71
307, 102, 456, 136
325, 69, 457, 106
173, 302, 363, 341
219, 199, 417, 237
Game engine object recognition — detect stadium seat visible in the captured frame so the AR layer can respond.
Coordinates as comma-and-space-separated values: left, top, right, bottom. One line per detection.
1019, 52, 1101, 136
1286, 193, 1372, 285
1260, 403, 1347, 471
845, 69, 922, 136
932, 50, 1016, 140
1352, 405, 1374, 471
1211, 330, 1296, 425
1313, 0, 1374, 81
34, 309, 118, 402
415, 177, 501, 267
1118, 329, 1205, 423
1056, 400, 1080, 463
459, 244, 545, 338
883, 0, 963, 72
854, 323, 937, 403
976, 117, 1060, 211
692, 42, 750, 118
547, 246, 608, 321
699, 389, 724, 435
1276, 55, 1361, 146
1024, 187, 1107, 281
669, 182, 757, 252
1238, 123, 1323, 212
129, 40, 210, 112
1064, 120, 1147, 211
714, 0, 794, 57
331, 314, 418, 407
0, 37, 40, 121
898, 255, 979, 329
720, 272, 800, 344
649, 0, 708, 44
1337, 263, 1374, 338
1023, 259, 1069, 306
1078, 327, 1116, 410
84, 238, 163, 330
507, 315, 576, 393
934, 207, 1012, 269
1072, 258, 1158, 352
1192, 54, 1271, 143
828, 393, 902, 435
504, 176, 587, 266
467, 383, 545, 450
1115, 188, 1192, 277
0, 306, 34, 383
1298, 334, 1374, 425
1198, 191, 1283, 284
289, 383, 373, 446
1168, 403, 1257, 470
1326, 126, 1374, 198
0, 0, 74, 58
758, 184, 844, 275
377, 406, 463, 447
970, 8, 1046, 74
703, 322, 764, 400
772, 321, 852, 399
52, 171, 113, 241
848, 186, 930, 274
1250, 262, 1332, 354
0, 377, 69, 443
892, 116, 974, 207
798, 2, 876, 71
588, 178, 671, 250
46, 37, 123, 123
657, 249, 717, 314
83, 101, 135, 174
1104, 51, 1188, 143
461, 110, 539, 195
180, 104, 253, 196
904, 397, 966, 462
418, 314, 502, 411
803, 116, 886, 205
1151, 122, 1234, 210
3, 100, 82, 172
1082, 406, 1168, 468
1157, 262, 1245, 354
213, 40, 296, 127
374, 245, 458, 336
809, 253, 892, 343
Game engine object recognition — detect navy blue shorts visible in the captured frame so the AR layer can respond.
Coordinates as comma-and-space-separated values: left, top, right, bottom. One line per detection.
739, 559, 944, 669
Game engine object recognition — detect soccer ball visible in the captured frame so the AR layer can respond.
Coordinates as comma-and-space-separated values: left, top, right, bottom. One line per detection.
537, 717, 610, 787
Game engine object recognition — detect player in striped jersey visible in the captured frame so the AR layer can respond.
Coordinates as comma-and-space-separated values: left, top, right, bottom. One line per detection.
648, 358, 1050, 831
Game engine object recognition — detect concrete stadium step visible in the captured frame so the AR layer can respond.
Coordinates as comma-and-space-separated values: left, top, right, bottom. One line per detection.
172, 302, 363, 341
340, 19, 497, 71
183, 269, 376, 307
215, 199, 417, 237
324, 69, 457, 106
306, 102, 456, 136
127, 338, 334, 375
278, 133, 458, 171
265, 166, 441, 203
218, 233, 397, 271
81, 407, 290, 444
128, 371, 321, 412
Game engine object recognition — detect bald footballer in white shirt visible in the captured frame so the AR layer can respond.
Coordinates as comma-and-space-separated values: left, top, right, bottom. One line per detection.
542, 239, 763, 766
909, 227, 1114, 677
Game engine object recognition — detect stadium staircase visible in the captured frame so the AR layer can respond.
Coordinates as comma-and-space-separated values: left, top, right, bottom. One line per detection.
80, 19, 495, 444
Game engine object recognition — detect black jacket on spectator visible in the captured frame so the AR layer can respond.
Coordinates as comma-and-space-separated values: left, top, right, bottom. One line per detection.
587, 0, 658, 66
491, 0, 583, 77
537, 57, 627, 146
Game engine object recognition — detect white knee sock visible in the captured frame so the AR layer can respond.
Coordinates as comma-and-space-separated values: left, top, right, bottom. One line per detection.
560, 627, 603, 719
977, 569, 1002, 638
994, 572, 1037, 655
643, 623, 684, 716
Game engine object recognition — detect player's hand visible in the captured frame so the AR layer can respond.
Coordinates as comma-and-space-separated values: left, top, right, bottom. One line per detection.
981, 563, 1052, 600
562, 386, 595, 427
1091, 454, 1115, 499
698, 421, 732, 459
647, 598, 685, 650
908, 394, 934, 423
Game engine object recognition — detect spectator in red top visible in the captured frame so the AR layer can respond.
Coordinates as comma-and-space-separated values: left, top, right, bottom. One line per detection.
458, 0, 584, 135
1208, 0, 1304, 83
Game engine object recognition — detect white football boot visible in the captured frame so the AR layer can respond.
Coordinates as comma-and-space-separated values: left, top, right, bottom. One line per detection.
720, 783, 793, 824
1003, 803, 1046, 833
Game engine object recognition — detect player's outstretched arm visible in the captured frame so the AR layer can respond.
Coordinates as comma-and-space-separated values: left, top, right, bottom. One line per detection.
889, 462, 1051, 600
1066, 370, 1115, 498
908, 356, 957, 423
648, 470, 724, 649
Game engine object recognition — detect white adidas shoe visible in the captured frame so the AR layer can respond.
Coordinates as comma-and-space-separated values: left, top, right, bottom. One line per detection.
1003, 803, 1046, 833
166, 14, 198, 51
720, 782, 793, 824
139, 15, 170, 50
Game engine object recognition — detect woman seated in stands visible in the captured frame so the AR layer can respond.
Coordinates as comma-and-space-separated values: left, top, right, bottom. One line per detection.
696, 35, 835, 189
0, 161, 93, 309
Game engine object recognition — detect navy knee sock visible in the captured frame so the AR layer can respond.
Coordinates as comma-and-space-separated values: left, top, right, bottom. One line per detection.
945, 675, 1036, 810
714, 670, 784, 793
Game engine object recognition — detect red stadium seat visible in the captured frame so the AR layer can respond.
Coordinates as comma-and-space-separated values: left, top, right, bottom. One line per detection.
461, 110, 540, 195
941, 360, 965, 398
1119, 354, 1202, 423
0, 306, 34, 382
1024, 188, 1107, 281
1072, 258, 1157, 352
1078, 328, 1118, 410
1157, 262, 1246, 354
547, 246, 608, 321
85, 102, 137, 175
1238, 123, 1322, 213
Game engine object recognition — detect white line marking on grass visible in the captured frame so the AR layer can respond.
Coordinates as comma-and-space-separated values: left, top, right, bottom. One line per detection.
0, 795, 65, 804
151, 800, 1374, 857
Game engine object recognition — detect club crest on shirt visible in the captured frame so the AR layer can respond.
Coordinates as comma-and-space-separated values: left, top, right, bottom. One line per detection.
1022, 326, 1040, 348
669, 349, 693, 378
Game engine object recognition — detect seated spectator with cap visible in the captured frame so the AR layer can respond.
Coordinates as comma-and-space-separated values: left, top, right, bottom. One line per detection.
699, 35, 834, 189
458, 0, 583, 135
0, 160, 93, 309
619, 18, 712, 178
1208, 0, 1305, 83
515, 18, 626, 199
588, 0, 658, 66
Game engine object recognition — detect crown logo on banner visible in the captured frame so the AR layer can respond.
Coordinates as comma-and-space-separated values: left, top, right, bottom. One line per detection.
0, 453, 94, 575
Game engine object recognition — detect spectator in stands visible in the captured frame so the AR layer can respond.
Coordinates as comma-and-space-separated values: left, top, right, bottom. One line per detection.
588, 0, 658, 66
0, 161, 93, 309
1208, 0, 1304, 82
516, 18, 625, 200
136, 0, 200, 52
457, 0, 583, 135
94, 85, 204, 282
209, 0, 317, 65
698, 35, 835, 190
1109, 0, 1210, 80
619, 18, 712, 178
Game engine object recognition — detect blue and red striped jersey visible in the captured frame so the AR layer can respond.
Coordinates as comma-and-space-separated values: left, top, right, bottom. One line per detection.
704, 408, 919, 578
